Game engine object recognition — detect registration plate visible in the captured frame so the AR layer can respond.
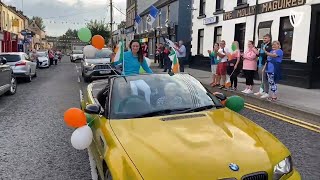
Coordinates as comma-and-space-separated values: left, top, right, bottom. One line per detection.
100, 70, 110, 74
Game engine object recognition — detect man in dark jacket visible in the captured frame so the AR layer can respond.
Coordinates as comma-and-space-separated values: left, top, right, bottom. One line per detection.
255, 34, 272, 97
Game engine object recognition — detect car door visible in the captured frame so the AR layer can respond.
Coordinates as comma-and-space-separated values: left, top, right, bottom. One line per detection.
90, 84, 110, 165
0, 58, 11, 91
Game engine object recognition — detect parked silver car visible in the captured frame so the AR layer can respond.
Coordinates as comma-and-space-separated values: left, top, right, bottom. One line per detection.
0, 57, 17, 96
0, 52, 37, 82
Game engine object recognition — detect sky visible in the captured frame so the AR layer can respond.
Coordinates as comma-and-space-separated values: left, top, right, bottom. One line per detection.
3, 0, 127, 36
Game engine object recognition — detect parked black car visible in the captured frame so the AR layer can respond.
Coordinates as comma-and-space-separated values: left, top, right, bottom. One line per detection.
0, 57, 17, 96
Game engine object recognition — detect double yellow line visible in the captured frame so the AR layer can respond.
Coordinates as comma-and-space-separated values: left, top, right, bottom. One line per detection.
244, 103, 320, 133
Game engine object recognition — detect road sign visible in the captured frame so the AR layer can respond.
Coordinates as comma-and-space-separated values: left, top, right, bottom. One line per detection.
21, 30, 27, 36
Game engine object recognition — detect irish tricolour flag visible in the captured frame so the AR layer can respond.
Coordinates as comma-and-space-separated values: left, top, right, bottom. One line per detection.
112, 40, 124, 64
165, 38, 180, 73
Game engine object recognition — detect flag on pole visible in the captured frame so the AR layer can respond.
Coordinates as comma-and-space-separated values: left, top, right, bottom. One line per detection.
164, 38, 180, 73
146, 5, 159, 25
134, 15, 142, 29
112, 40, 124, 64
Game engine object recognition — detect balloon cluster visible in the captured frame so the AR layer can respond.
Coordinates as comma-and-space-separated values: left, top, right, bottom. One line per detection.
77, 27, 106, 58
213, 92, 245, 112
64, 108, 95, 150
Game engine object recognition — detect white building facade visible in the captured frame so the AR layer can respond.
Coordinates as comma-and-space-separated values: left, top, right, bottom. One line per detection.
190, 0, 320, 89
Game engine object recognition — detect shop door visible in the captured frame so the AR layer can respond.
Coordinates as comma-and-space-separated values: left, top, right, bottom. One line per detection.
234, 23, 246, 52
310, 5, 320, 88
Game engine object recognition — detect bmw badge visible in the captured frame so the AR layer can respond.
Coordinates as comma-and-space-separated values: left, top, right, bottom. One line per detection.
229, 163, 239, 171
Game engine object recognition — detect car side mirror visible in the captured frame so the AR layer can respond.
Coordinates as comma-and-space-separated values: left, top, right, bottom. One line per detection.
85, 104, 102, 114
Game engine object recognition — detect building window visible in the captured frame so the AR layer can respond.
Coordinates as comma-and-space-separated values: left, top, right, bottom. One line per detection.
279, 16, 294, 59
160, 6, 168, 27
197, 29, 204, 55
237, 0, 247, 5
214, 26, 222, 44
199, 0, 206, 16
234, 23, 246, 51
257, 21, 273, 47
216, 0, 224, 11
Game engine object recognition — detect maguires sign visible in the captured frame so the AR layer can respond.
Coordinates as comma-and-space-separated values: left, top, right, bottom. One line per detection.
223, 0, 306, 21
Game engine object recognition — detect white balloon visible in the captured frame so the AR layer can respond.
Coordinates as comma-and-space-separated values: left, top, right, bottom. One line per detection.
144, 57, 151, 67
70, 125, 93, 150
83, 45, 97, 58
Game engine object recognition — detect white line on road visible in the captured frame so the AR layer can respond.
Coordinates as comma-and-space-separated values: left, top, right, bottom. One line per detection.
79, 89, 83, 103
88, 148, 98, 180
78, 76, 81, 83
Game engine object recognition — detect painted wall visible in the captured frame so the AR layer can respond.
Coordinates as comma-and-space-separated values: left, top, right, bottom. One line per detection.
191, 0, 314, 63
137, 0, 157, 15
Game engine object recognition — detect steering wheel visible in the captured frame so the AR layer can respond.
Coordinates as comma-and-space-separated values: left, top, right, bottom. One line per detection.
118, 95, 152, 113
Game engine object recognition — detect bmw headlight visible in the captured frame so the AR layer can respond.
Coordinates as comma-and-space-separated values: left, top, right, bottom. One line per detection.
273, 156, 293, 180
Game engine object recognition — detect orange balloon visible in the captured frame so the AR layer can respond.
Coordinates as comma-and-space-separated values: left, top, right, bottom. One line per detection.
91, 35, 105, 50
64, 108, 87, 128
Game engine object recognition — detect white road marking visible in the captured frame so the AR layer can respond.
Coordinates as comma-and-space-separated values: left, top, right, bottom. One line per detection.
79, 89, 83, 102
78, 76, 81, 83
88, 148, 98, 180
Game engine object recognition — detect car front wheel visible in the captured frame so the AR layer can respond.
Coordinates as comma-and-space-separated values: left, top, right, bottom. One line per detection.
5, 76, 17, 95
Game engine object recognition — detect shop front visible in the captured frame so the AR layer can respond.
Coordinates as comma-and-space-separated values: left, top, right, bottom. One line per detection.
191, 0, 319, 88
2, 31, 11, 52
0, 32, 4, 53
11, 33, 18, 52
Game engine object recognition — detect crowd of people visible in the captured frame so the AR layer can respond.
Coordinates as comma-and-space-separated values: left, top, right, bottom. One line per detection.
29, 49, 63, 68
154, 40, 187, 73
208, 34, 283, 101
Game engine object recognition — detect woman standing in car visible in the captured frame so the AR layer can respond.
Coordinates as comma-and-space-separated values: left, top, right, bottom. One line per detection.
113, 39, 153, 75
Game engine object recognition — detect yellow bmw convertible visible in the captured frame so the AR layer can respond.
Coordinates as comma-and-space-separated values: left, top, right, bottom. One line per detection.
80, 73, 301, 180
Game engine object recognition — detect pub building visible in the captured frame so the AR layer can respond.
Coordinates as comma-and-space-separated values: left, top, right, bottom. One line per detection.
190, 0, 320, 89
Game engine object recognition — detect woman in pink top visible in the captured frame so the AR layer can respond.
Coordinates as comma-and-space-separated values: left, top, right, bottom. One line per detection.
242, 41, 259, 94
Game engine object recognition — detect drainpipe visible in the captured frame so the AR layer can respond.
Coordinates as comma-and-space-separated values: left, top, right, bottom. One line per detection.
252, 0, 258, 43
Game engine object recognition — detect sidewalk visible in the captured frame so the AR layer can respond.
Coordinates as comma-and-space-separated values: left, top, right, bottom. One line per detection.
150, 62, 320, 124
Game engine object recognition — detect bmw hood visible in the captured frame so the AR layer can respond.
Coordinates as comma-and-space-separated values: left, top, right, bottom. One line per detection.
110, 108, 290, 180
85, 58, 110, 64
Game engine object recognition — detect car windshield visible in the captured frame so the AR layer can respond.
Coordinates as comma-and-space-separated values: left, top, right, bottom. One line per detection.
0, 54, 21, 62
72, 50, 83, 54
36, 52, 47, 57
93, 48, 112, 58
110, 74, 218, 119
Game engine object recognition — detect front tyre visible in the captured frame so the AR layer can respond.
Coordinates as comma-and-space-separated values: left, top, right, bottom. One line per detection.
5, 76, 17, 95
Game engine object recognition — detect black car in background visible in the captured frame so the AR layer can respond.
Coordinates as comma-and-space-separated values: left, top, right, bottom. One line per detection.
0, 57, 17, 97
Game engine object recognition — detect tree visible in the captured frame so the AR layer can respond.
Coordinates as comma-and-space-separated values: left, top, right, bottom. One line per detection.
64, 28, 78, 37
86, 20, 111, 43
29, 16, 46, 31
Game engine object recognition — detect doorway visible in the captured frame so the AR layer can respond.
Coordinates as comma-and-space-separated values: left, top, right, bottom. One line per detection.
234, 23, 246, 52
308, 4, 320, 88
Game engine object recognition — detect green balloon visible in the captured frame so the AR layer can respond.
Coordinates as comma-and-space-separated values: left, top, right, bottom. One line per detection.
139, 66, 146, 74
78, 28, 92, 42
231, 44, 237, 51
225, 95, 245, 112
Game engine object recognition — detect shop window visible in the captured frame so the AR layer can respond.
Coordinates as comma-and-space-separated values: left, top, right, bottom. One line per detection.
160, 6, 168, 27
279, 16, 294, 59
237, 0, 247, 6
216, 0, 224, 11
234, 23, 246, 51
199, 0, 206, 16
257, 21, 273, 47
214, 26, 222, 44
197, 29, 204, 55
